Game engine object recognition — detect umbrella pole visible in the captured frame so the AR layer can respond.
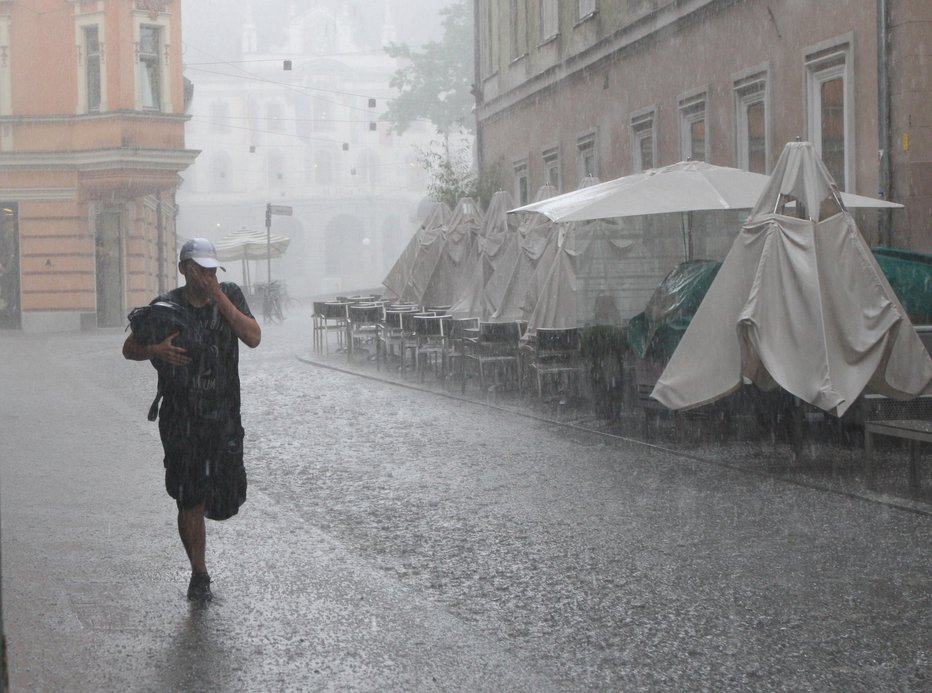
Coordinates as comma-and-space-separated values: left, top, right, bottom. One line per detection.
681, 212, 691, 262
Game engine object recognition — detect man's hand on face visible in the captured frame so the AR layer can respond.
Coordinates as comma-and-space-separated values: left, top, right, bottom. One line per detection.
188, 263, 221, 298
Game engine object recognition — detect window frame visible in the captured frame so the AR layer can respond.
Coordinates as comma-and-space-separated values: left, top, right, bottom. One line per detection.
678, 89, 708, 162
267, 149, 285, 188
513, 158, 529, 206
509, 0, 528, 61
805, 37, 854, 191
578, 0, 597, 21
480, 0, 499, 78
0, 14, 10, 117
84, 26, 102, 112
542, 146, 561, 193
136, 23, 164, 112
540, 0, 559, 43
74, 14, 107, 114
630, 108, 656, 172
734, 67, 770, 174
209, 100, 230, 134
576, 131, 598, 184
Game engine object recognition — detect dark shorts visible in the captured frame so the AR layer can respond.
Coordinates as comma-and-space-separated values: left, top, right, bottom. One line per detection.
159, 411, 247, 520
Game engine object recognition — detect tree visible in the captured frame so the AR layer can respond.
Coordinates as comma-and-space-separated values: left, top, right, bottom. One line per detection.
383, 1, 474, 136
418, 138, 503, 211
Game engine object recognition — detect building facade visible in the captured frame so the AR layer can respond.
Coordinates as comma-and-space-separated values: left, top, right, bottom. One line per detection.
474, 0, 931, 252
175, 1, 439, 299
0, 0, 196, 331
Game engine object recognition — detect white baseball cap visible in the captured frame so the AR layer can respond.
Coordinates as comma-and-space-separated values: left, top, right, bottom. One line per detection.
179, 238, 225, 270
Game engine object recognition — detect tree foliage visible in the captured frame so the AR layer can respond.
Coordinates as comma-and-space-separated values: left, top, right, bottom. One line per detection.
383, 1, 474, 136
418, 139, 502, 211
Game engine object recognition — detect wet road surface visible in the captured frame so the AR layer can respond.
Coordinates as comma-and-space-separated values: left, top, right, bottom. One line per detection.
1, 318, 930, 691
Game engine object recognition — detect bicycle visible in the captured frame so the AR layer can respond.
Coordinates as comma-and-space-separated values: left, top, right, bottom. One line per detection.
261, 281, 286, 324
261, 281, 301, 324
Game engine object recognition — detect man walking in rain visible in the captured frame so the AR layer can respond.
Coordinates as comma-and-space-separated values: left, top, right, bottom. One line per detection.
123, 238, 261, 601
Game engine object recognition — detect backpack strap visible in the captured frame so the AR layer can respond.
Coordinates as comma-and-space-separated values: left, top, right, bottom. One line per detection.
147, 383, 162, 422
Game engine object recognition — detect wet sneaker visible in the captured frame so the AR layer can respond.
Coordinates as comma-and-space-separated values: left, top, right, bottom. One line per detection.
187, 571, 212, 602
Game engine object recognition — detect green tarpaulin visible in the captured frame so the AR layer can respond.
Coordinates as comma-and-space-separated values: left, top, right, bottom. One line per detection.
627, 259, 721, 361
872, 246, 932, 324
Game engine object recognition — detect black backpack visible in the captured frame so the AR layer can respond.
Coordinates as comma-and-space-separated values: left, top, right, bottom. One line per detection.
127, 301, 216, 420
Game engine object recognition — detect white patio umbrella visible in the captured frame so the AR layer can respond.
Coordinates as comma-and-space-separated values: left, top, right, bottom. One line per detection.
509, 160, 902, 223
215, 227, 291, 289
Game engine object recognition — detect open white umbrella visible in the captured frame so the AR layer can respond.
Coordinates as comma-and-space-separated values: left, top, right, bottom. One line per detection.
509, 160, 902, 223
215, 227, 291, 290
215, 227, 291, 261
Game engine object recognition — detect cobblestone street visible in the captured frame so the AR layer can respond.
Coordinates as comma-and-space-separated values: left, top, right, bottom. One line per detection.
1, 318, 930, 691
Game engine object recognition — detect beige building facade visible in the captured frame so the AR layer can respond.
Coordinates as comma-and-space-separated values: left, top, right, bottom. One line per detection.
474, 0, 931, 252
0, 0, 196, 331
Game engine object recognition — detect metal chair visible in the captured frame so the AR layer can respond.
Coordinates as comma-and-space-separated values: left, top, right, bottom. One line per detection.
312, 301, 350, 353
463, 320, 524, 392
526, 327, 584, 399
377, 306, 420, 371
347, 303, 383, 360
413, 313, 453, 382
447, 317, 479, 391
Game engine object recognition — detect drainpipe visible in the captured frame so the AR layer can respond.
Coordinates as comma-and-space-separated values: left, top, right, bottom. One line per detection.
472, 0, 483, 180
1, 506, 7, 693
877, 0, 892, 246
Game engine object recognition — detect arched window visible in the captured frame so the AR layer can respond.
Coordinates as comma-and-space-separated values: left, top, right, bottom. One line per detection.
210, 152, 231, 192
314, 150, 333, 186
268, 150, 285, 187
357, 150, 379, 185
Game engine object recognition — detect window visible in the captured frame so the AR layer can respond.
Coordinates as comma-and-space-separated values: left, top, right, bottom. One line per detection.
514, 159, 529, 206
358, 151, 380, 185
510, 0, 527, 59
0, 14, 10, 116
138, 25, 161, 111
578, 0, 597, 20
577, 133, 598, 184
806, 40, 852, 190
268, 150, 285, 187
540, 0, 559, 41
210, 101, 229, 133
210, 152, 231, 192
314, 149, 333, 186
84, 26, 101, 112
734, 72, 768, 173
267, 102, 285, 132
313, 97, 332, 132
630, 110, 655, 171
543, 148, 561, 192
678, 91, 707, 161
480, 0, 498, 77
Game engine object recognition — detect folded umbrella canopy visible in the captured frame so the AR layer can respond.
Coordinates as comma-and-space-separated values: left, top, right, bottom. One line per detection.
383, 201, 451, 299
651, 142, 931, 417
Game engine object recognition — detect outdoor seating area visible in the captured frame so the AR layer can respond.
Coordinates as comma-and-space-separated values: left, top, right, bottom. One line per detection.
311, 295, 555, 396
302, 143, 932, 501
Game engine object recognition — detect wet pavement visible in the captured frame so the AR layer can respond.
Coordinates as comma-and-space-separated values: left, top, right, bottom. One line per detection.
1, 315, 930, 691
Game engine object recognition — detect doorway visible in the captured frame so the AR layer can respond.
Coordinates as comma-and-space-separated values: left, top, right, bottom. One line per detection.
0, 203, 20, 328
95, 210, 124, 327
